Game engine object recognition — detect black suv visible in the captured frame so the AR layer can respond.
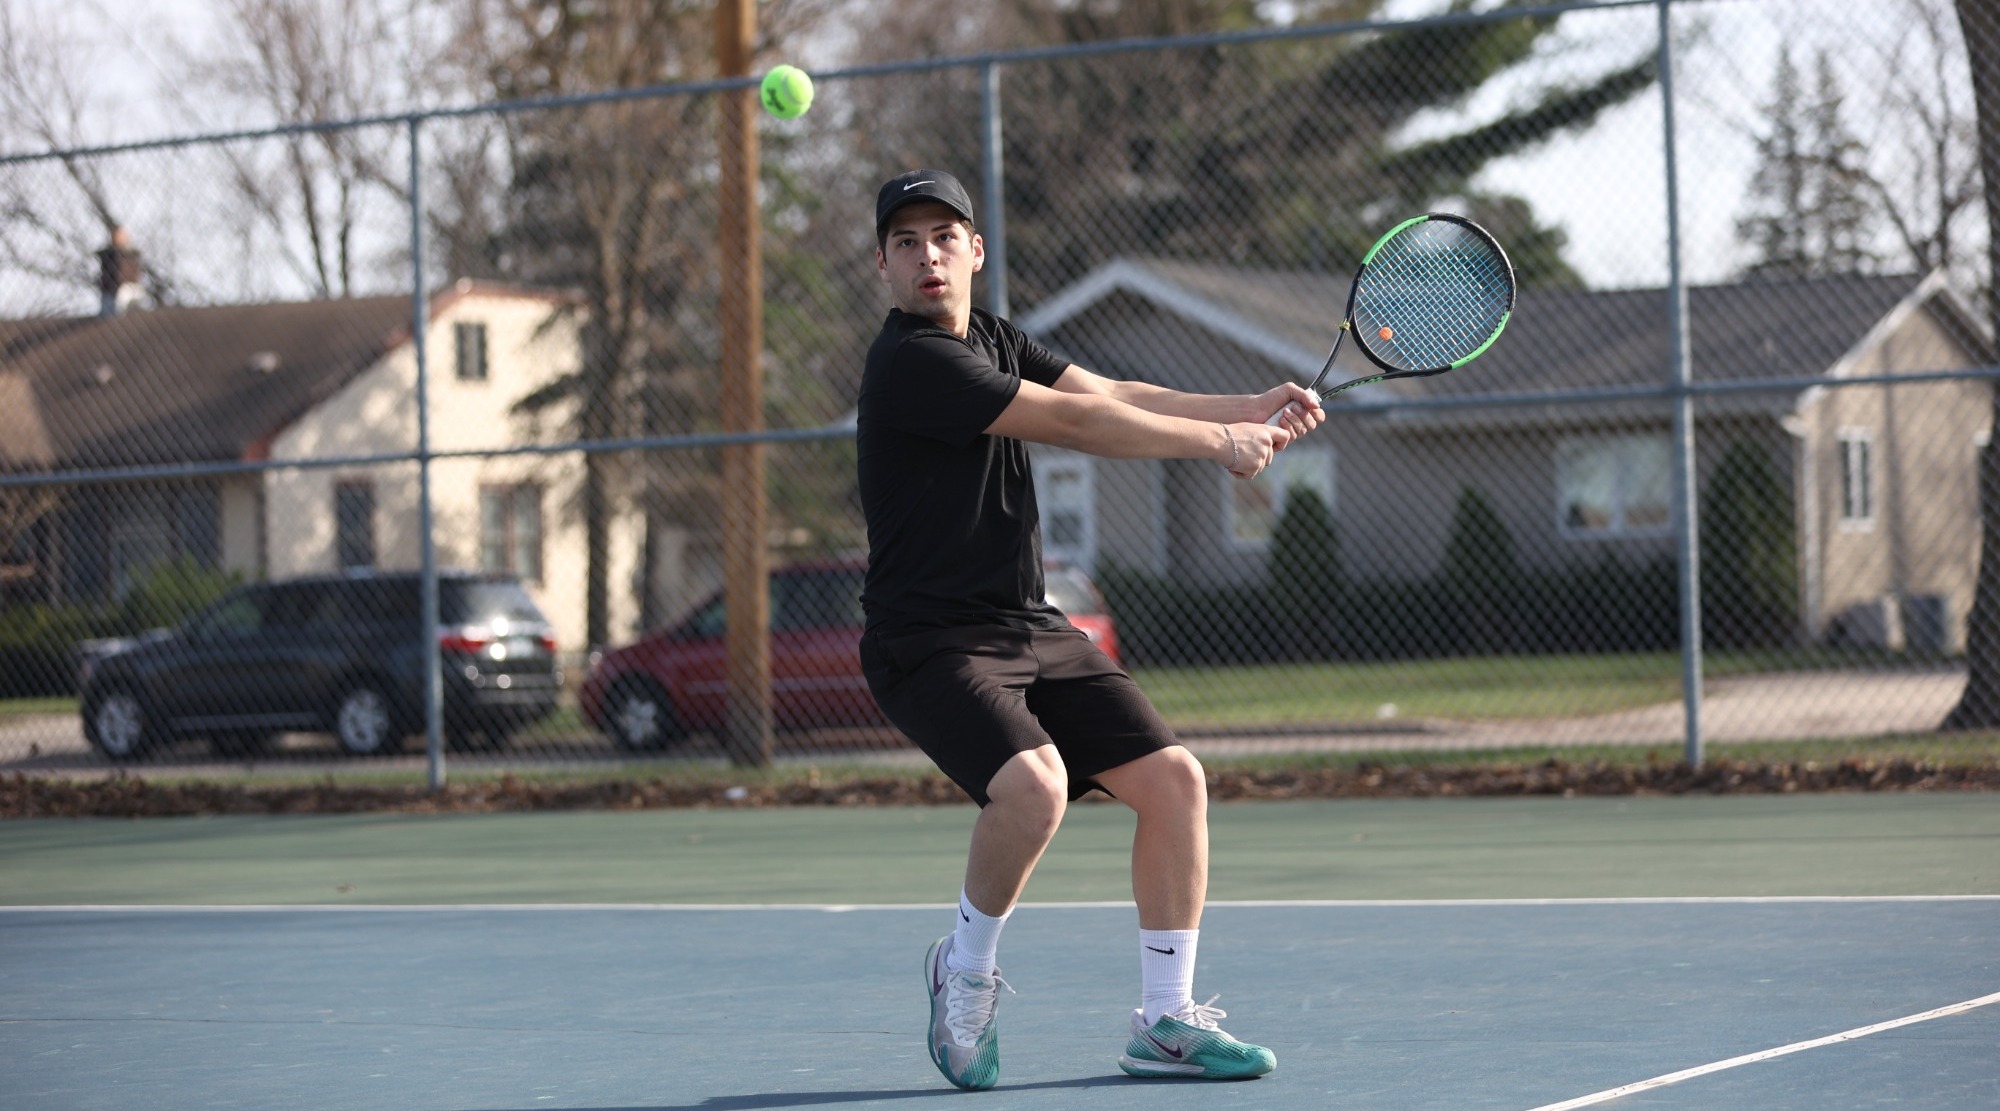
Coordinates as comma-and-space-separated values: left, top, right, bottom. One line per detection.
78, 572, 562, 760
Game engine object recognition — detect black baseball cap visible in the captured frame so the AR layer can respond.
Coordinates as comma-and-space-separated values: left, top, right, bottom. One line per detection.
875, 169, 975, 240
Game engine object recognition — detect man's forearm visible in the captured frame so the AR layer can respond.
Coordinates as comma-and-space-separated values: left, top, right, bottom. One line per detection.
1098, 378, 1266, 423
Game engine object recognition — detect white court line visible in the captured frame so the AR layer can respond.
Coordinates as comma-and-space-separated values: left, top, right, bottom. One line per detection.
4, 894, 2000, 913
1522, 990, 2000, 1111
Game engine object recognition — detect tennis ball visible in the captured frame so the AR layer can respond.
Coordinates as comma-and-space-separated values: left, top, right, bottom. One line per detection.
760, 65, 814, 119
1378, 325, 1395, 341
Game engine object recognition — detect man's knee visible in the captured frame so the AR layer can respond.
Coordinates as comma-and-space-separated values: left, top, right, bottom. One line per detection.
1102, 745, 1208, 813
1154, 746, 1208, 809
986, 747, 1069, 833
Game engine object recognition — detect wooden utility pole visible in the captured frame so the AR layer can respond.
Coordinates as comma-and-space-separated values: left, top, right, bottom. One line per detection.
716, 0, 773, 765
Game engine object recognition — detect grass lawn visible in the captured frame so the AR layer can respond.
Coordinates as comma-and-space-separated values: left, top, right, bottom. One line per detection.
3, 650, 1965, 765
0, 697, 74, 724
1127, 650, 1901, 726
2, 651, 1946, 732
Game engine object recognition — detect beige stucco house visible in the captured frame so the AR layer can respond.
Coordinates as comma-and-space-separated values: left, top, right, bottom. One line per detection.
0, 282, 644, 654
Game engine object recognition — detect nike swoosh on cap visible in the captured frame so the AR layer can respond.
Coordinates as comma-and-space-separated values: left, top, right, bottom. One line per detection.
903, 180, 935, 190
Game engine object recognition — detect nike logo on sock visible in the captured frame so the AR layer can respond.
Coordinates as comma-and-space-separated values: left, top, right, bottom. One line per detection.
1145, 945, 1177, 955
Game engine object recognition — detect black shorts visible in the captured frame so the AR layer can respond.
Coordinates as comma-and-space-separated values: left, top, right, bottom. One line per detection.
859, 623, 1177, 807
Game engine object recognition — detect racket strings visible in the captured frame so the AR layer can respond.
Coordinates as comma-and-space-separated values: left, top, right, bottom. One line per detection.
1351, 223, 1512, 372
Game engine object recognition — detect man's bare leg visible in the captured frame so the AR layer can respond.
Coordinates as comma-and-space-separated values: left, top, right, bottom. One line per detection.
1094, 745, 1209, 929
924, 746, 1068, 1090
1095, 744, 1274, 1079
962, 745, 1069, 915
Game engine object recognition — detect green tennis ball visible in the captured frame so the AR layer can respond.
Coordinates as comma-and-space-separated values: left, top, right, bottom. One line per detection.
760, 65, 814, 119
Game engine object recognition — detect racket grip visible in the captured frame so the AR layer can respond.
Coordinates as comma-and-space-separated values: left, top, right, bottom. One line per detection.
1266, 388, 1321, 427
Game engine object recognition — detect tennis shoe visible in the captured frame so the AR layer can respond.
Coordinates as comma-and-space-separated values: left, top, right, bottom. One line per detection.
1118, 996, 1275, 1079
924, 935, 1012, 1090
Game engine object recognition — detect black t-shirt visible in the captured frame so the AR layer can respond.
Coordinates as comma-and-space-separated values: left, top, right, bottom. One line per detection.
858, 306, 1071, 633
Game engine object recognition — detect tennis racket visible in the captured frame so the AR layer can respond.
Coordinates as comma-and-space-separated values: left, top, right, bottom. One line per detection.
1269, 212, 1515, 424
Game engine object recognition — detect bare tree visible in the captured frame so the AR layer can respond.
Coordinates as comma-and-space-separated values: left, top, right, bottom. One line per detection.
184, 0, 446, 298
1860, 0, 1985, 292
0, 0, 185, 310
434, 0, 838, 650
1736, 46, 1878, 277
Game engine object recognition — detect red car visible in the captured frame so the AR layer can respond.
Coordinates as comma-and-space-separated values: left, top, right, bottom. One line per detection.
579, 560, 1121, 750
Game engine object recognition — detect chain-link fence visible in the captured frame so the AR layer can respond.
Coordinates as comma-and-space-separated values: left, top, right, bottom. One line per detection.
1, 0, 1995, 783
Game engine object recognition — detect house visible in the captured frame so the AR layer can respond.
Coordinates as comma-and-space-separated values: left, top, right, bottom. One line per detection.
1017, 260, 1993, 652
0, 281, 647, 654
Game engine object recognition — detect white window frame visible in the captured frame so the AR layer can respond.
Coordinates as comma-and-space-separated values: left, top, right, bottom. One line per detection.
1031, 450, 1096, 569
479, 482, 544, 582
334, 479, 376, 570
454, 320, 489, 382
1225, 442, 1337, 550
1555, 432, 1673, 540
1837, 428, 1875, 530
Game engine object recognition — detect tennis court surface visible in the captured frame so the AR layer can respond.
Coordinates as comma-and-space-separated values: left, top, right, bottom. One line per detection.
3, 794, 1996, 1110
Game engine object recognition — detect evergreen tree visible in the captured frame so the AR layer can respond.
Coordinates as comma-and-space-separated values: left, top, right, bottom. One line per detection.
1699, 442, 1798, 649
1439, 487, 1521, 654
1267, 486, 1343, 659
1738, 46, 1878, 278
1806, 52, 1877, 272
844, 0, 1657, 297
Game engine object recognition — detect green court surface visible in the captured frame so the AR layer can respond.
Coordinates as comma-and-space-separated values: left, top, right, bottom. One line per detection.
3, 792, 1994, 906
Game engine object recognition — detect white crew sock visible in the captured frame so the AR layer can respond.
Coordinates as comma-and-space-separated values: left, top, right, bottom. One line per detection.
1140, 928, 1199, 1024
948, 888, 1010, 976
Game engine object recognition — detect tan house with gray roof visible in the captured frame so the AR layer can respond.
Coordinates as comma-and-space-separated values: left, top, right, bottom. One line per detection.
1018, 261, 1992, 652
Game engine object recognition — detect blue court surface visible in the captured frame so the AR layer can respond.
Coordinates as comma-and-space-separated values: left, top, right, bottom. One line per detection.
3, 897, 1996, 1110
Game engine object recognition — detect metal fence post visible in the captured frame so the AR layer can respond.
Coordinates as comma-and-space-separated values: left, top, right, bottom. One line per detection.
1658, 0, 1703, 767
981, 61, 1009, 319
408, 114, 445, 791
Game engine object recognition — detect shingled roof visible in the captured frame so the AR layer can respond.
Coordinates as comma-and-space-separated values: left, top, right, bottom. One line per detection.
1019, 259, 1981, 411
0, 284, 561, 473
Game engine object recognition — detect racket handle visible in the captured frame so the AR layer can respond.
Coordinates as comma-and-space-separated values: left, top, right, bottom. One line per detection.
1265, 388, 1320, 427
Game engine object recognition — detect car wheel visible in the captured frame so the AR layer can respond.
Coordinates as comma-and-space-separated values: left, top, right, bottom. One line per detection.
85, 689, 154, 762
333, 683, 400, 756
605, 680, 682, 751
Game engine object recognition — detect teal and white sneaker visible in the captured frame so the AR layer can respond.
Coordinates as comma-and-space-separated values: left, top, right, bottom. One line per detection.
1118, 996, 1276, 1079
924, 935, 1011, 1090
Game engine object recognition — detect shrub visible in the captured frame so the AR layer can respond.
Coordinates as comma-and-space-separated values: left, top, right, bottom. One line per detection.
1265, 487, 1343, 657
111, 557, 241, 638
0, 558, 240, 698
1700, 441, 1797, 648
1438, 486, 1524, 654
0, 603, 101, 698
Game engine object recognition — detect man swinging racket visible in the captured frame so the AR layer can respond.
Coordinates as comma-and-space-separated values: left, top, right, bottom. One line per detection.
855, 168, 1324, 1089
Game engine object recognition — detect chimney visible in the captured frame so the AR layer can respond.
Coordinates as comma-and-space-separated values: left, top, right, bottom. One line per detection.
96, 226, 144, 317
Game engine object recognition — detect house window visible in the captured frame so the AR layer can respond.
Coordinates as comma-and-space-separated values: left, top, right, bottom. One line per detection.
480, 484, 542, 582
335, 481, 375, 569
173, 487, 220, 568
1838, 429, 1875, 527
1228, 444, 1336, 547
1032, 452, 1095, 568
454, 321, 488, 382
1556, 433, 1672, 537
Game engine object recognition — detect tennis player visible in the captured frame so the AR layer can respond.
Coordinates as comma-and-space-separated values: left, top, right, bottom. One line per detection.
856, 168, 1322, 1089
